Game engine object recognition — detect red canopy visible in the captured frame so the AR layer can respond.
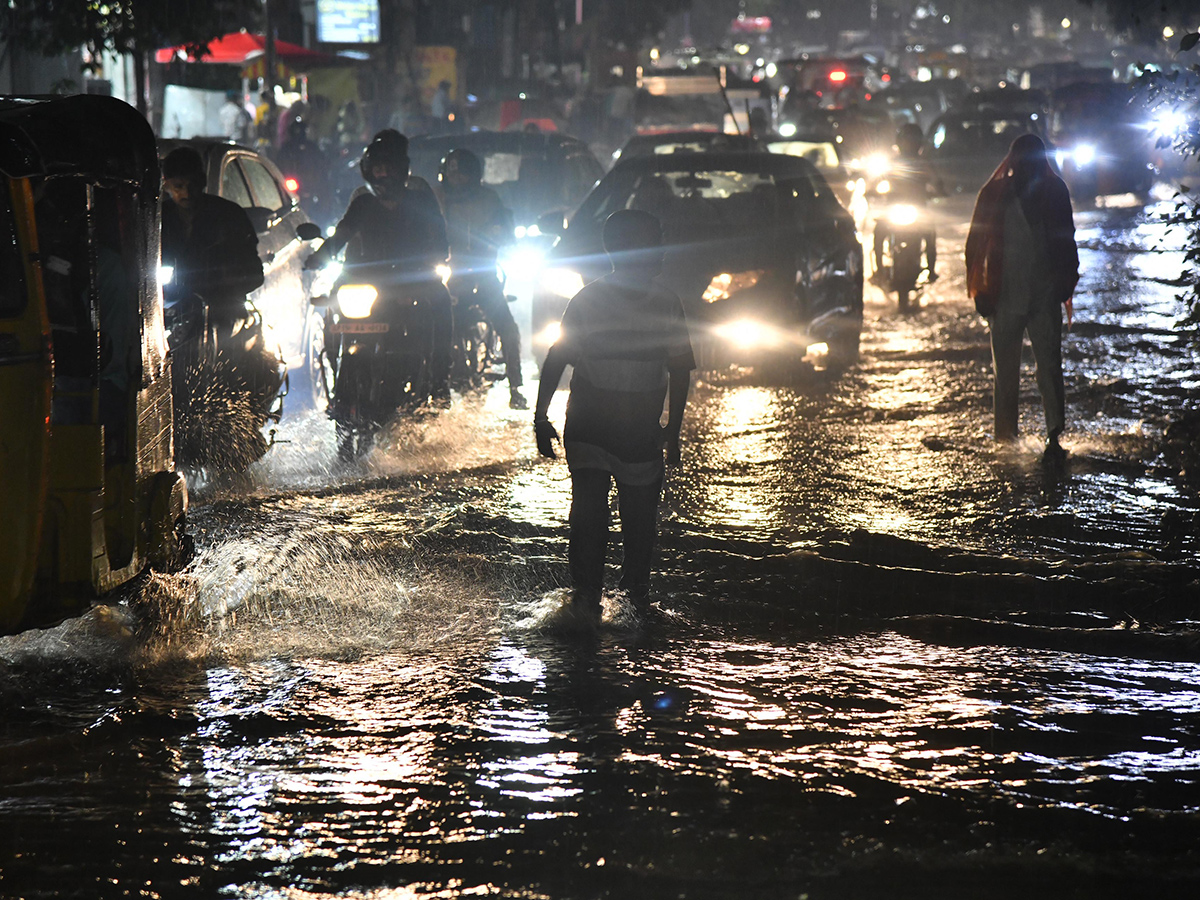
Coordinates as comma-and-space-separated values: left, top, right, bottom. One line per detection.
155, 32, 338, 66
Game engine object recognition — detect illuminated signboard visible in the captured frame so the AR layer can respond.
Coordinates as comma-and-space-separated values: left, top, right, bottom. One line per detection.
317, 0, 380, 44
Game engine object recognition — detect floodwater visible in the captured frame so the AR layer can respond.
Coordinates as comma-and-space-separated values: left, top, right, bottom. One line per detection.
3, 194, 1200, 898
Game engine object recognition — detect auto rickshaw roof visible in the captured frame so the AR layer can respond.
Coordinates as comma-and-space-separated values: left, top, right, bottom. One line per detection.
0, 95, 159, 192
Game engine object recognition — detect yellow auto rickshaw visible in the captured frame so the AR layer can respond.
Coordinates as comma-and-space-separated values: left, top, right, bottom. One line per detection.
0, 94, 188, 635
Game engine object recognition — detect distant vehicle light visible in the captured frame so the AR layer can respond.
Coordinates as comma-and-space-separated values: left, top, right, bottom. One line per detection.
435, 264, 452, 286
715, 318, 785, 349
337, 283, 379, 319
1073, 144, 1097, 167
865, 152, 891, 179
875, 178, 892, 194
829, 70, 848, 83
538, 321, 562, 347
778, 122, 798, 138
703, 270, 766, 303
888, 204, 920, 227
766, 62, 778, 78
1151, 109, 1186, 136
542, 267, 585, 298
159, 264, 174, 285
283, 176, 300, 193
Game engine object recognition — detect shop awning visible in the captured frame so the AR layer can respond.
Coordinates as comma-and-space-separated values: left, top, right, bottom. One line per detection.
154, 32, 339, 67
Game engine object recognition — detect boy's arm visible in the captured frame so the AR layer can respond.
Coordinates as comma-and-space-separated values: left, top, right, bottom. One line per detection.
533, 343, 569, 459
663, 366, 691, 466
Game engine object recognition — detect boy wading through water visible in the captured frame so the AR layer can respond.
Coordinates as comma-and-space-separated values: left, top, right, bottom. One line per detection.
534, 210, 695, 616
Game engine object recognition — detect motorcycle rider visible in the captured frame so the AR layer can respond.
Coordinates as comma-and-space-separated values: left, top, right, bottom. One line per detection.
437, 148, 527, 410
304, 131, 455, 404
872, 123, 943, 284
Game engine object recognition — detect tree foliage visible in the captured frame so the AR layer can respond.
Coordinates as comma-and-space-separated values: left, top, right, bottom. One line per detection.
0, 0, 263, 61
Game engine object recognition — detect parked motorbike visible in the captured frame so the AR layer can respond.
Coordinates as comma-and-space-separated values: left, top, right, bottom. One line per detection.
314, 262, 438, 461
162, 287, 286, 473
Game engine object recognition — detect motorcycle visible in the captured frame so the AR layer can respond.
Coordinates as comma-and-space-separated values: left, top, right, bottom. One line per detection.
873, 202, 931, 311
447, 263, 512, 390
314, 261, 439, 461
162, 287, 287, 474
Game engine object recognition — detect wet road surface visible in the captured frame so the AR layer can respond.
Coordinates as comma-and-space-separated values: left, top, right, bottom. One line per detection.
2, 192, 1199, 898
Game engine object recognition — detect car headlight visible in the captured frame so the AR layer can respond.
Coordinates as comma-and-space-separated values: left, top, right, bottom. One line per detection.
714, 318, 785, 349
864, 152, 891, 179
336, 283, 379, 319
778, 122, 798, 138
435, 263, 452, 286
703, 270, 767, 303
1072, 143, 1096, 167
537, 320, 563, 347
159, 264, 174, 285
875, 178, 891, 194
1151, 109, 1186, 137
542, 267, 585, 298
887, 204, 919, 227
501, 243, 548, 284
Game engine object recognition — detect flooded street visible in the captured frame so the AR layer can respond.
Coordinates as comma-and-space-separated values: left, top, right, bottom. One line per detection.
3, 194, 1200, 898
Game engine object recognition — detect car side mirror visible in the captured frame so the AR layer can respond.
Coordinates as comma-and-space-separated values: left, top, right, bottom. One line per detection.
536, 211, 566, 236
296, 222, 322, 242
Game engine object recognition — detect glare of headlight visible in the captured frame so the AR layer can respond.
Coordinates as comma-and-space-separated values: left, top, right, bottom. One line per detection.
528, 223, 543, 237
778, 122, 798, 137
865, 152, 891, 179
766, 63, 778, 78
337, 283, 378, 318
159, 264, 174, 285
703, 270, 765, 303
502, 244, 546, 283
1073, 144, 1096, 166
1152, 109, 1185, 136
325, 224, 337, 237
514, 225, 528, 239
542, 267, 585, 298
888, 204, 919, 226
876, 178, 891, 194
435, 263, 452, 286
538, 321, 563, 346
715, 319, 783, 349
805, 341, 829, 358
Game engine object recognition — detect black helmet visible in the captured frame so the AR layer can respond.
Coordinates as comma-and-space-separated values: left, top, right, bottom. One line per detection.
162, 147, 207, 189
439, 148, 483, 188
360, 133, 409, 199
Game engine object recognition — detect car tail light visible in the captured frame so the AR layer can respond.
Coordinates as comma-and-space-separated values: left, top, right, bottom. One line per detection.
284, 176, 300, 193
829, 70, 847, 83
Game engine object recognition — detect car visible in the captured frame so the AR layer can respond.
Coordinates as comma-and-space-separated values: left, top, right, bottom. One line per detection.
157, 139, 326, 410
407, 130, 605, 227
612, 130, 766, 164
1048, 81, 1155, 199
530, 151, 863, 370
926, 110, 1048, 194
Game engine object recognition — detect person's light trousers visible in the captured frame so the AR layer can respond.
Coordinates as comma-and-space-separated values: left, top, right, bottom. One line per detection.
988, 300, 1065, 441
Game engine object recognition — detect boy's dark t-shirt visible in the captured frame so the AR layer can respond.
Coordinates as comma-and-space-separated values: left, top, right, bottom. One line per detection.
555, 274, 694, 483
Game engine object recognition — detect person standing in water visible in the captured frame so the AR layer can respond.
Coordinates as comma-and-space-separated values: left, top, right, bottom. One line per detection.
533, 210, 694, 615
966, 133, 1079, 461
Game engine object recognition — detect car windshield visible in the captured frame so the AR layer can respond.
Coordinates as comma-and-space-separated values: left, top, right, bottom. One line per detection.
932, 117, 1039, 153
577, 166, 835, 240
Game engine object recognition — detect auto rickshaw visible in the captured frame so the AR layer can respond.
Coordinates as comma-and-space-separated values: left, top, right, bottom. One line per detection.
0, 94, 188, 636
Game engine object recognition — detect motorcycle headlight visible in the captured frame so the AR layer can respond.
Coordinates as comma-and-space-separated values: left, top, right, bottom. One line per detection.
864, 152, 891, 179
714, 318, 785, 349
887, 204, 919, 227
1073, 143, 1097, 167
542, 267, 586, 299
703, 270, 767, 303
778, 122, 798, 138
337, 283, 379, 319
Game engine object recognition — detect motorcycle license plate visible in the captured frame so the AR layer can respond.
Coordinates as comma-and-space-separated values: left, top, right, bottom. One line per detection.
331, 322, 389, 334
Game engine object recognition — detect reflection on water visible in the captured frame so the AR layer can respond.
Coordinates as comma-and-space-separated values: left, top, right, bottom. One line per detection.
5, 618, 1200, 897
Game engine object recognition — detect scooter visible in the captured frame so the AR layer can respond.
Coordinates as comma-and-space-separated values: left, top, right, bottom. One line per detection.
874, 202, 931, 311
